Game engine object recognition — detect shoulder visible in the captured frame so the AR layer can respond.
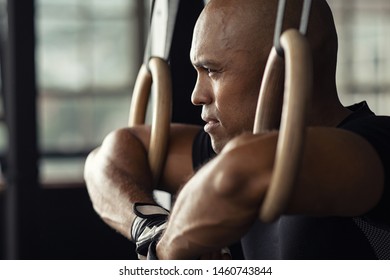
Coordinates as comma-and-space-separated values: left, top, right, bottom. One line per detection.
340, 113, 390, 223
338, 102, 390, 169
339, 114, 390, 168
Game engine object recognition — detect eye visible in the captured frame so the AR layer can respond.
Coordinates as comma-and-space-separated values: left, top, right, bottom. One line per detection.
205, 67, 218, 76
192, 63, 221, 77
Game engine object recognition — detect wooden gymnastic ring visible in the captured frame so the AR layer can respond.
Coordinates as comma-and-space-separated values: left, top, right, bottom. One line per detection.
253, 48, 285, 133
129, 57, 172, 185
256, 29, 313, 222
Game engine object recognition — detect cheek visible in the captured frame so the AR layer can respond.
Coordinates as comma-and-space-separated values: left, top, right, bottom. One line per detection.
214, 75, 260, 134
219, 94, 258, 135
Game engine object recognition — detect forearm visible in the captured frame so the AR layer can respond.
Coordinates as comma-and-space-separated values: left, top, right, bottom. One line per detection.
84, 128, 157, 240
84, 124, 199, 244
156, 149, 269, 259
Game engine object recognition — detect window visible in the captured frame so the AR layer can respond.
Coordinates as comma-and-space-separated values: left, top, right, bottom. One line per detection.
328, 0, 390, 115
36, 0, 149, 185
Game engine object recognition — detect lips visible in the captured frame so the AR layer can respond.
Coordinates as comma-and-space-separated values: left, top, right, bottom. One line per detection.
202, 115, 220, 133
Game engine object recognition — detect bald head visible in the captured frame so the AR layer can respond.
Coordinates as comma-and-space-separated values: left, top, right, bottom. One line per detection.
194, 0, 338, 85
193, 0, 277, 70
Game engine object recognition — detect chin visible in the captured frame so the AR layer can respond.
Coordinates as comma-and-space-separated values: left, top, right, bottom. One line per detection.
211, 137, 228, 154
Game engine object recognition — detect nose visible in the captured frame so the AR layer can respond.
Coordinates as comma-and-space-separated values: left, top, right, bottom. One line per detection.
191, 75, 213, 106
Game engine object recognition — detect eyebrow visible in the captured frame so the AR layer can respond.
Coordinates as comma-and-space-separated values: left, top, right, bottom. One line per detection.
192, 59, 221, 69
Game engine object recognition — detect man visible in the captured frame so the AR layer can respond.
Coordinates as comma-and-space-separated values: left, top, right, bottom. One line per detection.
84, 0, 390, 259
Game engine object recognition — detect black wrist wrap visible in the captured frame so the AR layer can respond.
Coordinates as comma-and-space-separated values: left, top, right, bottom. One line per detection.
131, 203, 169, 257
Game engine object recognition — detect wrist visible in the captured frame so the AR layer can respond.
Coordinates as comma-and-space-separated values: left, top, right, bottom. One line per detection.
131, 203, 169, 258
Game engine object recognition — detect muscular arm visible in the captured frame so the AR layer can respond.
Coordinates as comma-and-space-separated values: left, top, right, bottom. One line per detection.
156, 127, 384, 259
83, 124, 201, 240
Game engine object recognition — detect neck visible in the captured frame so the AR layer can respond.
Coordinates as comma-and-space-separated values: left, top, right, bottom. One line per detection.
307, 87, 352, 127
